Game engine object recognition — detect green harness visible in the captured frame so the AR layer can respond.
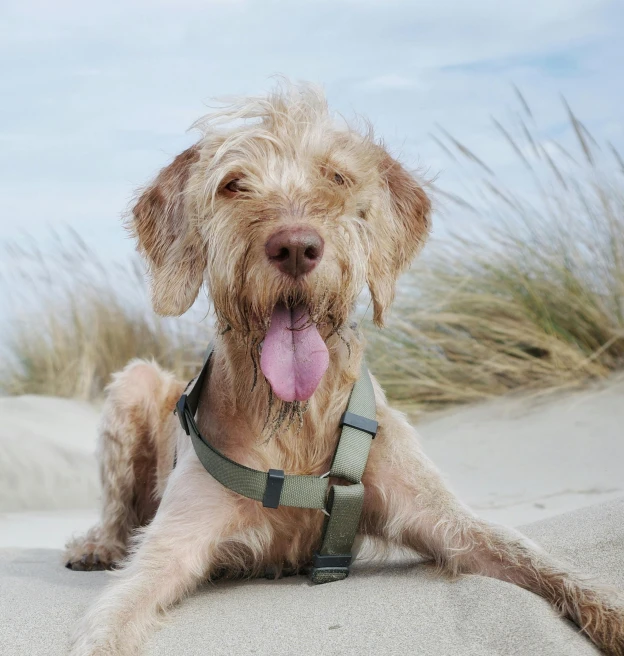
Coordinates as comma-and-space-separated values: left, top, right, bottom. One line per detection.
175, 343, 378, 584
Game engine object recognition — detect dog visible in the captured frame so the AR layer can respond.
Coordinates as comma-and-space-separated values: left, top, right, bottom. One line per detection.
64, 84, 624, 656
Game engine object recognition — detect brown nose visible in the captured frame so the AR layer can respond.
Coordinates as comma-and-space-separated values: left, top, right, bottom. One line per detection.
265, 227, 324, 278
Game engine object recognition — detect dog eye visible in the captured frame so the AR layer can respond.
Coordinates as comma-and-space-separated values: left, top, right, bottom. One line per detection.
333, 172, 345, 186
224, 179, 246, 193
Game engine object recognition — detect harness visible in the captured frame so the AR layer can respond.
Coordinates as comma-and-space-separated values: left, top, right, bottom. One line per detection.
175, 343, 378, 584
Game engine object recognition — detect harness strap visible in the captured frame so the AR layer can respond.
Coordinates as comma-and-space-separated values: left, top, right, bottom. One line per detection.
310, 352, 377, 583
176, 342, 377, 583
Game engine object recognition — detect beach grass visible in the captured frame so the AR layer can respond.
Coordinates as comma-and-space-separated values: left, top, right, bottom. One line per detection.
366, 95, 624, 411
2, 97, 623, 408
0, 232, 205, 400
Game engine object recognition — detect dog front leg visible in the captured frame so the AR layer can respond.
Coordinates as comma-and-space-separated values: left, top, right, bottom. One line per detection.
69, 471, 238, 656
364, 420, 624, 655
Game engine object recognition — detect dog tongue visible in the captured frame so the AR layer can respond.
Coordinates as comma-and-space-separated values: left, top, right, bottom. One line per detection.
260, 304, 329, 402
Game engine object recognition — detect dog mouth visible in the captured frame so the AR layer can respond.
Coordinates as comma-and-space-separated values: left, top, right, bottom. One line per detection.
259, 302, 329, 402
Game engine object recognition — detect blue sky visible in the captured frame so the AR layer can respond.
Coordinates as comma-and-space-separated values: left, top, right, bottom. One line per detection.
1, 0, 622, 265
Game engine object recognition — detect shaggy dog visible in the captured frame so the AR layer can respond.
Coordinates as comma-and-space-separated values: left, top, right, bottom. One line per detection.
64, 85, 624, 656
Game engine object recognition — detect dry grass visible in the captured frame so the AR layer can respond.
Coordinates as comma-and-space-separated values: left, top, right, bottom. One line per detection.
0, 232, 206, 400
1, 97, 623, 409
366, 95, 624, 411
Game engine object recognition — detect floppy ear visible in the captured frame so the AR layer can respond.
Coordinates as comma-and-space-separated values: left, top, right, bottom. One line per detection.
131, 145, 206, 316
367, 151, 431, 326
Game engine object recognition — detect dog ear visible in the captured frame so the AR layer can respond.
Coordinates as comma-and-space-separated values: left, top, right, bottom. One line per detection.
367, 151, 431, 326
131, 145, 206, 316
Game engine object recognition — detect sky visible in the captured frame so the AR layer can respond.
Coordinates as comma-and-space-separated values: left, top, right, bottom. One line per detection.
1, 0, 623, 266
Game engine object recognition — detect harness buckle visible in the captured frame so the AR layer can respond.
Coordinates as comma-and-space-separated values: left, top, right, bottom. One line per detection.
262, 469, 285, 509
175, 394, 190, 435
340, 411, 378, 437
308, 553, 352, 584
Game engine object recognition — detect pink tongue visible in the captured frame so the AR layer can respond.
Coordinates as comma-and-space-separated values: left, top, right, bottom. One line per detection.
260, 304, 329, 402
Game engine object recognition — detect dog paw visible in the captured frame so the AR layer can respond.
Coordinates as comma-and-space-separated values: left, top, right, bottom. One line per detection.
64, 541, 122, 571
69, 632, 123, 656
263, 564, 301, 580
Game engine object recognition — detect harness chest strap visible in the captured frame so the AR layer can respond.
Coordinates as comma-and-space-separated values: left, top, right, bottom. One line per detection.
175, 343, 378, 583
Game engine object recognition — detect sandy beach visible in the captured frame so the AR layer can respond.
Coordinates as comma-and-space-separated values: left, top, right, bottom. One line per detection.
1, 377, 624, 655
1, 499, 622, 655
2, 376, 623, 548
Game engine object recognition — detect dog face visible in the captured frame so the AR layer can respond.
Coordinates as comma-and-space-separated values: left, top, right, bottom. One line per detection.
131, 84, 430, 401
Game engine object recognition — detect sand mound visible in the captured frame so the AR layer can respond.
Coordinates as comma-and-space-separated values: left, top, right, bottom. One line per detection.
1, 376, 623, 549
0, 395, 99, 512
2, 499, 622, 656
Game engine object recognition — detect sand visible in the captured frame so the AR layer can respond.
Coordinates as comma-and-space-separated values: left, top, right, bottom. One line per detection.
1, 376, 623, 547
1, 379, 624, 654
417, 375, 624, 525
2, 499, 622, 655
0, 395, 100, 514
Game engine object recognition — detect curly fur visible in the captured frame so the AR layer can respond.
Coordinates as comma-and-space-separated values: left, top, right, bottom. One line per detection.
65, 83, 624, 656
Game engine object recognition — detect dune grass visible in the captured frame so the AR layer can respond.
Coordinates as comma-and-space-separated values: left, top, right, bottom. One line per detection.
366, 95, 624, 411
0, 234, 206, 400
1, 96, 623, 408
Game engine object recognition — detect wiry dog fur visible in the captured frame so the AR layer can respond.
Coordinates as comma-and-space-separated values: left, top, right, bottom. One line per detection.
64, 84, 624, 656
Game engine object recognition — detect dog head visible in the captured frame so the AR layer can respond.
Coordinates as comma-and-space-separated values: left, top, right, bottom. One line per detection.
131, 84, 430, 402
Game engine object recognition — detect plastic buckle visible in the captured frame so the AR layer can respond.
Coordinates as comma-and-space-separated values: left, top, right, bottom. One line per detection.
308, 553, 352, 584
175, 394, 190, 435
262, 469, 285, 509
340, 411, 378, 437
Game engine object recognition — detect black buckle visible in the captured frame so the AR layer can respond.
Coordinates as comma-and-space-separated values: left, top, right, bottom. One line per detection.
262, 469, 285, 509
313, 553, 352, 568
340, 411, 378, 437
309, 553, 352, 583
175, 394, 190, 435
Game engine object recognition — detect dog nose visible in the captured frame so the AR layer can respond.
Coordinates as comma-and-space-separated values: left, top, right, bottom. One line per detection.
265, 227, 324, 278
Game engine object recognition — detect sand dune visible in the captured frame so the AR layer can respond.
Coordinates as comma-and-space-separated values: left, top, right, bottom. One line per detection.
1, 376, 623, 549
2, 499, 623, 655
417, 374, 624, 525
1, 380, 623, 655
0, 395, 100, 514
